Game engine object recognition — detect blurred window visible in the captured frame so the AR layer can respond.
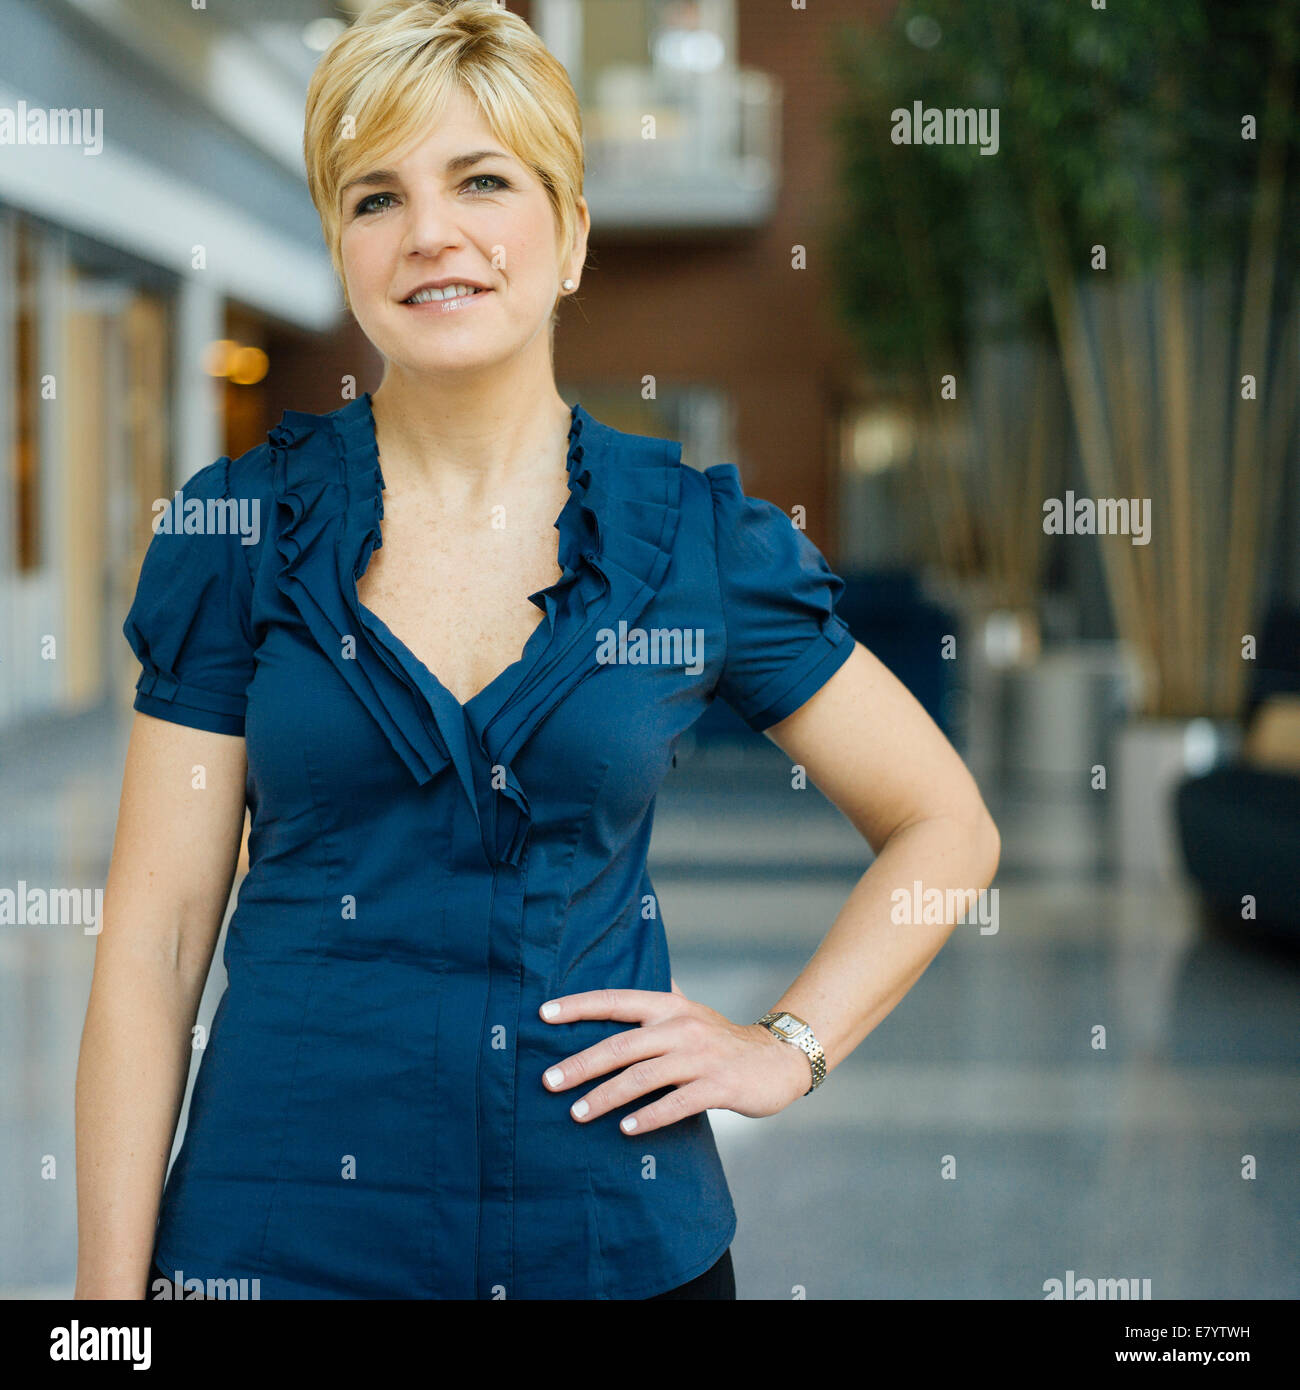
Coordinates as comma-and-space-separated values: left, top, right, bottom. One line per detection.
539, 0, 760, 183
561, 380, 734, 474
12, 216, 40, 572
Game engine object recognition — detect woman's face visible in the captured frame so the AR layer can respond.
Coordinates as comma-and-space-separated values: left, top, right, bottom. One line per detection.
339, 84, 586, 379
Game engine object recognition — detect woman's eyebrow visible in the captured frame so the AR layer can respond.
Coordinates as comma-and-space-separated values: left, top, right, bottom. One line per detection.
445, 148, 513, 172
341, 150, 513, 199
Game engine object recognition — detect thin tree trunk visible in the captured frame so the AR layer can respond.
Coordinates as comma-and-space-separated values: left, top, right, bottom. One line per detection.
1219, 32, 1294, 713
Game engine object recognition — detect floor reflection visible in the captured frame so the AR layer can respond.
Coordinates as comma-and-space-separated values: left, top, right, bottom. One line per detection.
1, 708, 1295, 1298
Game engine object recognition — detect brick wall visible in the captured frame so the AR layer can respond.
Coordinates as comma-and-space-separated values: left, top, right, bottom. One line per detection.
552, 0, 895, 559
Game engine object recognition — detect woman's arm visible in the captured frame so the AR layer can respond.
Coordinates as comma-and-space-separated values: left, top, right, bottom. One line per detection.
74, 712, 248, 1298
755, 639, 1001, 1077
537, 639, 1001, 1129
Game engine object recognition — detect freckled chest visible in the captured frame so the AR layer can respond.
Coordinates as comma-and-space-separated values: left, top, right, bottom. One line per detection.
354, 474, 570, 707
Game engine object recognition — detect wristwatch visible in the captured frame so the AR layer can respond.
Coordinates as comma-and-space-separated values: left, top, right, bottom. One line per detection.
755, 1010, 827, 1096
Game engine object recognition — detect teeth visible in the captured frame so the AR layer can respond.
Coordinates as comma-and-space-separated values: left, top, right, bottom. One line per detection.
406, 284, 483, 304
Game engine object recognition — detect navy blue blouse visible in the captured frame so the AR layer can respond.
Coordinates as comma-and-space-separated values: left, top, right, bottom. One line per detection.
122, 394, 856, 1299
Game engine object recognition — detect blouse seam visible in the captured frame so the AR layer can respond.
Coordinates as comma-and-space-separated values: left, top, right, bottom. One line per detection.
130, 451, 261, 725
227, 449, 270, 649
545, 755, 620, 988
425, 912, 447, 1299
135, 674, 247, 718
132, 692, 245, 738
706, 469, 730, 704
507, 853, 527, 1296
229, 455, 258, 595
584, 1160, 607, 1298
742, 613, 855, 729
538, 755, 615, 1299
253, 746, 340, 1279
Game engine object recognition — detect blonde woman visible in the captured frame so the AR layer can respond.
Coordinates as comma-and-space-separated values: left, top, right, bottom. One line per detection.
75, 0, 999, 1300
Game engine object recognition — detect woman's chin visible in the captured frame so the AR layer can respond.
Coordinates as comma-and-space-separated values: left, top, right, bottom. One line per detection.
380, 347, 508, 378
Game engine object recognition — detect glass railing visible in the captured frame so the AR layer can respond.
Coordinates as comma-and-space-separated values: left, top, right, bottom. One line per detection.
581, 64, 781, 228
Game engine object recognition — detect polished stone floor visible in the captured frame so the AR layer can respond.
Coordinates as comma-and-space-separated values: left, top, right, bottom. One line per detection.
1, 706, 1296, 1299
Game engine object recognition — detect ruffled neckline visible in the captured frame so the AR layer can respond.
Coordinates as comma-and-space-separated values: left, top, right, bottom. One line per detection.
267, 391, 684, 868
347, 392, 598, 654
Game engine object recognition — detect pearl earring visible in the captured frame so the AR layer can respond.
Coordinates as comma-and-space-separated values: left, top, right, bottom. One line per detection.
562, 279, 575, 291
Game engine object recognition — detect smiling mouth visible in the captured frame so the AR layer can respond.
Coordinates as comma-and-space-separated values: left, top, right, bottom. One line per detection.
403, 285, 490, 305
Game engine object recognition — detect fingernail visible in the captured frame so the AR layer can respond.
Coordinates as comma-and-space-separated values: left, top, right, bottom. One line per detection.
571, 1099, 589, 1119
621, 1116, 638, 1132
541, 1001, 560, 1019
545, 1068, 564, 1087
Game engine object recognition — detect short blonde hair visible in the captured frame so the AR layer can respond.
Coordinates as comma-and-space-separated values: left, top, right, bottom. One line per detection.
303, 0, 585, 315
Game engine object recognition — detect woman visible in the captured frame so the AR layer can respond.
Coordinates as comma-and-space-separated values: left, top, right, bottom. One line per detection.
74, 0, 999, 1300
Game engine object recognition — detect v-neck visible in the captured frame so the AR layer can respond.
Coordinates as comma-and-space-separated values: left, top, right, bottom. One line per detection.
350, 395, 586, 720
269, 388, 684, 865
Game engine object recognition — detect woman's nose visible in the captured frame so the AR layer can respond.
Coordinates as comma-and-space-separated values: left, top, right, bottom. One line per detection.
399, 193, 465, 258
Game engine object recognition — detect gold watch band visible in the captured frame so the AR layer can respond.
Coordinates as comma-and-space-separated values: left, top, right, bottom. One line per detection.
756, 1010, 827, 1095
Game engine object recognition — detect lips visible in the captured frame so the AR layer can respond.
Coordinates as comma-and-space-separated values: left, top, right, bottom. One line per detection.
402, 282, 490, 305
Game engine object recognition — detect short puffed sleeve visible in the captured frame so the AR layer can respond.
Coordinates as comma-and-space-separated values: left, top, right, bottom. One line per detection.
122, 456, 257, 736
706, 463, 857, 732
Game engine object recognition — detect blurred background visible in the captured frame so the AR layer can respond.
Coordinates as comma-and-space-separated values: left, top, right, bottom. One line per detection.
1, 0, 1297, 1298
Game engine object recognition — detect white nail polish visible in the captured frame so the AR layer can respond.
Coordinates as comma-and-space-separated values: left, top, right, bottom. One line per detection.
572, 1099, 588, 1118
541, 1002, 560, 1019
621, 1116, 638, 1132
545, 1068, 564, 1088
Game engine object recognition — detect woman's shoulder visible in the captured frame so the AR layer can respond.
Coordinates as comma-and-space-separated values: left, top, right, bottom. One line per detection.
578, 414, 785, 560
580, 407, 720, 516
220, 395, 372, 499
585, 415, 775, 527
221, 439, 279, 501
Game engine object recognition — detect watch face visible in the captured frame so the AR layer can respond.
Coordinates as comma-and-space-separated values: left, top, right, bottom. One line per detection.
774, 1013, 801, 1036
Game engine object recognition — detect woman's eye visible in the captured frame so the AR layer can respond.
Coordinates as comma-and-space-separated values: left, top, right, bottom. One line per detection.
355, 192, 397, 216
466, 174, 509, 194
353, 177, 508, 216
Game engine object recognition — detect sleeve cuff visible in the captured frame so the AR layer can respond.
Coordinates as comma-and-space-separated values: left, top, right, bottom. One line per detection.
741, 617, 857, 733
133, 681, 246, 737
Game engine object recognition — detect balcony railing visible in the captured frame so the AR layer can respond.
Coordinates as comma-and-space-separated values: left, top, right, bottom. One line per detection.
581, 65, 781, 236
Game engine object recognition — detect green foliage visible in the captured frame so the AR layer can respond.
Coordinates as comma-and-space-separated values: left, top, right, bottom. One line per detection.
825, 0, 1300, 382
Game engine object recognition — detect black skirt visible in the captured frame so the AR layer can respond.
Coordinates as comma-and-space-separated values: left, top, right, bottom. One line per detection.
146, 1246, 736, 1301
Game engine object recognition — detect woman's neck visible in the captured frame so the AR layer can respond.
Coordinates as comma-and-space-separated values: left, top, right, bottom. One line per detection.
369, 369, 573, 500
